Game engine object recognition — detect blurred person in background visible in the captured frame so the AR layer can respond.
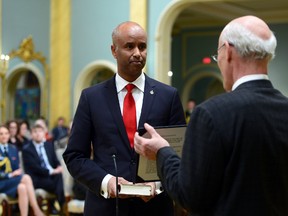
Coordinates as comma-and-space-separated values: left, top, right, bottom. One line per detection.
52, 117, 69, 149
16, 120, 31, 151
35, 118, 53, 142
0, 125, 45, 216
6, 120, 20, 148
185, 98, 196, 123
22, 124, 66, 215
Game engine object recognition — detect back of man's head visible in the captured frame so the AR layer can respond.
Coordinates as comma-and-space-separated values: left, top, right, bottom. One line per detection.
220, 15, 277, 62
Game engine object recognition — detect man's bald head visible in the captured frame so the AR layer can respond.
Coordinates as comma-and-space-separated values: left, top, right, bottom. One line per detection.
231, 15, 272, 40
220, 15, 277, 61
112, 21, 146, 47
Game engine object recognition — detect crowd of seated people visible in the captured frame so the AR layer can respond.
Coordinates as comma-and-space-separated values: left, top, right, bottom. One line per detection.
0, 116, 86, 216
0, 124, 45, 216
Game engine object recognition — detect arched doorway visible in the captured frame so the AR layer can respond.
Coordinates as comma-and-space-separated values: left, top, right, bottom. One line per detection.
11, 70, 40, 122
4, 62, 47, 124
181, 66, 224, 105
90, 68, 114, 86
73, 60, 116, 112
4, 36, 49, 124
6, 64, 46, 125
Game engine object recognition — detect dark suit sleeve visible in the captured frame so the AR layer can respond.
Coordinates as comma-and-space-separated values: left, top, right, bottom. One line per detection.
63, 90, 108, 196
157, 106, 225, 214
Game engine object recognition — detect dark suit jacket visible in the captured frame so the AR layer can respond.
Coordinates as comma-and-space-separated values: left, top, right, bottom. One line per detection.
63, 74, 186, 216
22, 141, 61, 183
157, 80, 288, 216
52, 126, 69, 141
0, 144, 19, 179
0, 144, 22, 198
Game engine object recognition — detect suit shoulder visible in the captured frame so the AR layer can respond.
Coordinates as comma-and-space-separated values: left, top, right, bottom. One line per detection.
146, 76, 178, 92
8, 144, 18, 151
22, 142, 34, 151
198, 90, 249, 116
82, 76, 115, 95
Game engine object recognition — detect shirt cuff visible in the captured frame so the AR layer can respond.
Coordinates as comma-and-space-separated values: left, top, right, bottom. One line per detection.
48, 168, 54, 175
101, 174, 113, 198
155, 181, 164, 195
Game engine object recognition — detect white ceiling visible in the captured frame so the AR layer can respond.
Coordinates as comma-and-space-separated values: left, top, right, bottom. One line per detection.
174, 1, 288, 31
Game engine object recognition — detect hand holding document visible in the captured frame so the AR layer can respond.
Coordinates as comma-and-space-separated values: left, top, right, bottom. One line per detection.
135, 124, 187, 181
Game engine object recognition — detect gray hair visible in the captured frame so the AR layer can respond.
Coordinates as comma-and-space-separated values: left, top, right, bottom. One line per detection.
221, 22, 277, 61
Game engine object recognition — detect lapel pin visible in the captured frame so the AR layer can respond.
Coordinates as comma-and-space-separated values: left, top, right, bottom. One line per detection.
150, 90, 154, 95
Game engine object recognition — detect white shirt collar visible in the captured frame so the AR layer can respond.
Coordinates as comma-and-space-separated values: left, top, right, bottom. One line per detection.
0, 144, 8, 152
33, 141, 44, 149
115, 73, 145, 93
232, 74, 269, 91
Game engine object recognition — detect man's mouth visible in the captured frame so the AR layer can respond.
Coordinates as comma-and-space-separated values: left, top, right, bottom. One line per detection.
130, 60, 142, 65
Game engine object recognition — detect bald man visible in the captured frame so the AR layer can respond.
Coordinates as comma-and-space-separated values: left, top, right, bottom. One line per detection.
63, 21, 186, 216
134, 16, 288, 216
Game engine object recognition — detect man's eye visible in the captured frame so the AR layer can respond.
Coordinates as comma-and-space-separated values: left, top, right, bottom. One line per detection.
127, 44, 134, 49
139, 44, 146, 50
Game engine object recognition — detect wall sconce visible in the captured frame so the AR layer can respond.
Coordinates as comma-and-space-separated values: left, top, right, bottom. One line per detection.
0, 54, 10, 123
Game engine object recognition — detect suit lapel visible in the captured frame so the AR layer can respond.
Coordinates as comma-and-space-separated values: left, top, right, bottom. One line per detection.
30, 142, 42, 164
138, 75, 156, 128
104, 76, 131, 149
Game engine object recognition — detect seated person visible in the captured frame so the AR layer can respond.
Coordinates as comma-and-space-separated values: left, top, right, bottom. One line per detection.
0, 125, 45, 216
51, 117, 69, 147
22, 124, 66, 215
16, 120, 31, 151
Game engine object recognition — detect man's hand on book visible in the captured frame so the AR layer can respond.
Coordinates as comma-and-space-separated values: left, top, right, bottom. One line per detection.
135, 182, 156, 202
107, 176, 129, 198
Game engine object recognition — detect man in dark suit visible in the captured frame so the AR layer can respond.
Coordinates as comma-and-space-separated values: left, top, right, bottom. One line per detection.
22, 124, 66, 215
63, 21, 186, 216
134, 15, 288, 216
51, 116, 69, 148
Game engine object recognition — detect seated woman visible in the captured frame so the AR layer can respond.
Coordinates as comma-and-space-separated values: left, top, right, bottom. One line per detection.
0, 125, 45, 216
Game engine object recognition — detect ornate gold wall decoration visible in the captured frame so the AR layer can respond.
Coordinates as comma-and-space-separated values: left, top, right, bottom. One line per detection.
9, 36, 49, 78
6, 36, 49, 121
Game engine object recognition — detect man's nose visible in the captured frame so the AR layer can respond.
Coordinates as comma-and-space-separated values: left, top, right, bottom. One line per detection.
133, 48, 141, 57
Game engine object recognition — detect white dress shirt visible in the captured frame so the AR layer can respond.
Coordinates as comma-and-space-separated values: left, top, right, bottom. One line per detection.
100, 73, 163, 198
0, 144, 9, 155
33, 142, 54, 174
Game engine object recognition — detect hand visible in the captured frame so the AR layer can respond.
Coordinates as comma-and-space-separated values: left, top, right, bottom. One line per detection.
11, 168, 22, 177
107, 176, 130, 198
52, 166, 63, 175
134, 123, 169, 160
135, 182, 156, 202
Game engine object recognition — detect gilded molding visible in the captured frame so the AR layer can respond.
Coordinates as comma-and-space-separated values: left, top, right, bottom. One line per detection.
9, 36, 49, 78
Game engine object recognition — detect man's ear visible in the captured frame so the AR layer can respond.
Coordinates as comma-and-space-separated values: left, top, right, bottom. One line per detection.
225, 42, 233, 62
111, 45, 117, 59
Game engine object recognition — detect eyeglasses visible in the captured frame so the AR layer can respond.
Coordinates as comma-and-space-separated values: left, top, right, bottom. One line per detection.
211, 43, 225, 62
211, 43, 234, 62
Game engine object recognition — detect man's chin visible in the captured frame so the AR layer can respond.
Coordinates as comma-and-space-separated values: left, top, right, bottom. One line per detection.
130, 64, 144, 71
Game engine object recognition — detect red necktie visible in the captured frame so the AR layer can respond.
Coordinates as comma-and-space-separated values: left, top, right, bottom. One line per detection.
123, 84, 136, 148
